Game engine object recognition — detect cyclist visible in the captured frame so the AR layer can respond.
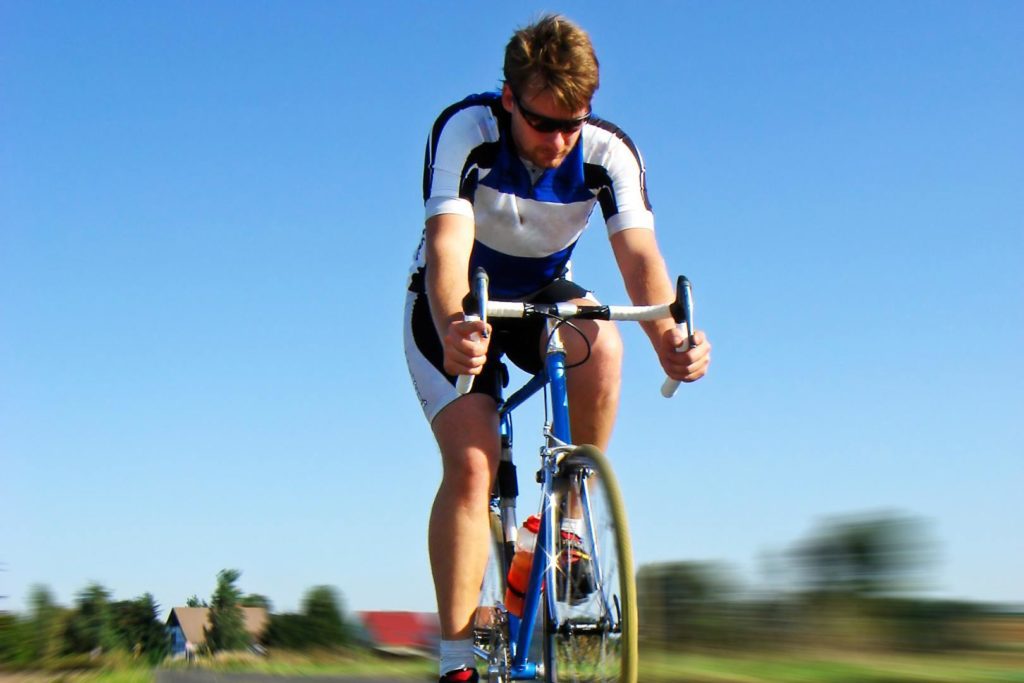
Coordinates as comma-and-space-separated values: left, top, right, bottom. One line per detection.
403, 15, 712, 683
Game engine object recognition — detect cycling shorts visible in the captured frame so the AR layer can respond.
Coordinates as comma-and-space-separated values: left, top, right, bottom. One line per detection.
404, 278, 591, 422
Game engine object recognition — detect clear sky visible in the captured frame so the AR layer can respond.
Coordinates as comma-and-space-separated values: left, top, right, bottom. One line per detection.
2, 1, 1021, 618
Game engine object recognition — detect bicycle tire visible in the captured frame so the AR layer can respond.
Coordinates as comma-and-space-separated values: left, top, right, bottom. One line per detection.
475, 509, 510, 682
543, 444, 638, 683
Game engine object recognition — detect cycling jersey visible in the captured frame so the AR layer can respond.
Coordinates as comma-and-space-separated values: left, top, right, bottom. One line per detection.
410, 91, 654, 299
405, 91, 655, 421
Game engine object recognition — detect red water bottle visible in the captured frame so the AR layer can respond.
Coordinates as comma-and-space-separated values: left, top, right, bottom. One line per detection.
505, 514, 541, 617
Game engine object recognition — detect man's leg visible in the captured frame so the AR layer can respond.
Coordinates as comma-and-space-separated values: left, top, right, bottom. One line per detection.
428, 393, 501, 641
558, 299, 624, 451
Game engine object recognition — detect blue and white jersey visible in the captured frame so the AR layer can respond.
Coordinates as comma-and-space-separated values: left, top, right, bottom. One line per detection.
412, 92, 654, 299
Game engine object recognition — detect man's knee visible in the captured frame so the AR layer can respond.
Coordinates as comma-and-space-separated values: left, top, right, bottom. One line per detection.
590, 321, 623, 366
568, 319, 623, 374
440, 447, 495, 495
432, 394, 500, 494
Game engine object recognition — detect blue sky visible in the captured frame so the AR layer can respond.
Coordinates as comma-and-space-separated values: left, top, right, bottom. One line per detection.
2, 1, 1021, 617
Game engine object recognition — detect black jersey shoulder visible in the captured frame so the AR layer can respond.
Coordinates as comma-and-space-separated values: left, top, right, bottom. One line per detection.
583, 116, 652, 213
586, 116, 646, 170
423, 92, 505, 201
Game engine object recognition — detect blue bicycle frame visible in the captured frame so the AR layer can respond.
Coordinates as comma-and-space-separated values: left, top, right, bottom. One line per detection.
464, 266, 686, 682
495, 318, 572, 681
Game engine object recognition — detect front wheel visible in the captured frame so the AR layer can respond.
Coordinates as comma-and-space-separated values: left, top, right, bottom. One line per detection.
474, 509, 510, 682
543, 445, 638, 683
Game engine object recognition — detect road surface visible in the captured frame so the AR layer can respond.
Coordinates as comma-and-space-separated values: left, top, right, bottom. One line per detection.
157, 671, 428, 683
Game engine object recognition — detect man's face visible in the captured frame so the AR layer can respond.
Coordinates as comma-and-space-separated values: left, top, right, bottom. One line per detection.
501, 84, 590, 170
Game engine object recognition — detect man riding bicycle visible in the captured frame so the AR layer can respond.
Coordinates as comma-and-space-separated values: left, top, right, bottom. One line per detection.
403, 15, 712, 682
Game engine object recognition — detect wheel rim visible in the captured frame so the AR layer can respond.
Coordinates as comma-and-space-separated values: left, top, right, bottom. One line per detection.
544, 445, 638, 683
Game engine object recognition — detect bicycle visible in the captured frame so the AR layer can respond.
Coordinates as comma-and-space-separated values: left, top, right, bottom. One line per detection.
457, 268, 696, 683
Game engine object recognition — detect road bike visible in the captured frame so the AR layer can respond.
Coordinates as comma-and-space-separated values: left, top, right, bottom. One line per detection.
457, 268, 695, 683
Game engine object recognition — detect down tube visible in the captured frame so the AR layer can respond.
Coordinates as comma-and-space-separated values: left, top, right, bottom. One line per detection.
511, 491, 552, 675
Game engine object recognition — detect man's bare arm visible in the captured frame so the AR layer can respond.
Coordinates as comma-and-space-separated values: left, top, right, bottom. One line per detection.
425, 213, 491, 376
610, 228, 711, 382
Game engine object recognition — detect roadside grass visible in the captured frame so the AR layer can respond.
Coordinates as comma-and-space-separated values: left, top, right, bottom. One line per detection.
639, 649, 1024, 683
0, 650, 433, 683
159, 649, 435, 676
7, 649, 1024, 683
0, 668, 155, 683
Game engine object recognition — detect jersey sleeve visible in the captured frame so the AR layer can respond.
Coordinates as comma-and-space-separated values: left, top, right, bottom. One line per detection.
586, 122, 655, 236
423, 102, 497, 221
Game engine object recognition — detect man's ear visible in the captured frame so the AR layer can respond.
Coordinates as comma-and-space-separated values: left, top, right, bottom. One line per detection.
500, 84, 515, 114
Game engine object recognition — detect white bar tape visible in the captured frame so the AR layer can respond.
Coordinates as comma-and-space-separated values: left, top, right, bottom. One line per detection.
455, 314, 481, 395
660, 322, 691, 398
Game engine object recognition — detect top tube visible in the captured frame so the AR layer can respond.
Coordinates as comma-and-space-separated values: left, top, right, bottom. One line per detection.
499, 371, 548, 420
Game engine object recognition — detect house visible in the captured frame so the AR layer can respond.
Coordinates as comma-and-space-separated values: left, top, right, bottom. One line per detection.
357, 611, 440, 655
166, 606, 269, 657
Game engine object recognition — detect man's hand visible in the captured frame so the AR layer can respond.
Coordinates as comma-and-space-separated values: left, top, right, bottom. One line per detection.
442, 318, 493, 377
659, 328, 712, 383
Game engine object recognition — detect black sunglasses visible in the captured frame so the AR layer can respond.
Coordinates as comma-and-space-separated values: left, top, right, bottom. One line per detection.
513, 92, 591, 134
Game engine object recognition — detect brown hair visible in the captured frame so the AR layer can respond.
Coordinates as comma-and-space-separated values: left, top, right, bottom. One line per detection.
503, 14, 600, 112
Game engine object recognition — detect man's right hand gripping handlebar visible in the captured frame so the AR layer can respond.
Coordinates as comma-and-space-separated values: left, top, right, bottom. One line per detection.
454, 268, 490, 395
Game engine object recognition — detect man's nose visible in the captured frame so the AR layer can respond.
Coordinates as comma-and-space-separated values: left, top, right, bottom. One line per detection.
544, 129, 572, 146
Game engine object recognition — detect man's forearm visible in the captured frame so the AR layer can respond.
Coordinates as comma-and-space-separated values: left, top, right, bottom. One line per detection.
626, 259, 678, 347
427, 262, 469, 339
612, 229, 678, 347
425, 214, 476, 339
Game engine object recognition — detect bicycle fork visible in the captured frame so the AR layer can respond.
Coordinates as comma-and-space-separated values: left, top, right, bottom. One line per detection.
503, 447, 565, 681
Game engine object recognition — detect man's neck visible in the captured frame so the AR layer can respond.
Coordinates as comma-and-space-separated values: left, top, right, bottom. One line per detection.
520, 156, 546, 185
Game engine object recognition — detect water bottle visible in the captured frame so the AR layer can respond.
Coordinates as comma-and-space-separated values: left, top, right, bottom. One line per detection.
504, 514, 541, 617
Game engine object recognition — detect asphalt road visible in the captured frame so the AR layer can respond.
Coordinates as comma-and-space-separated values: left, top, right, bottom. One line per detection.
157, 671, 429, 683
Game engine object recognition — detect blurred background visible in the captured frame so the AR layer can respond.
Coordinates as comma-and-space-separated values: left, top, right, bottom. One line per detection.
2, 0, 1021, 679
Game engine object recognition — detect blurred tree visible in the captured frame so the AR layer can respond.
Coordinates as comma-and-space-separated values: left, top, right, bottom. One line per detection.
63, 583, 118, 655
637, 561, 739, 649
264, 612, 311, 649
788, 512, 943, 650
186, 594, 208, 607
206, 569, 250, 652
868, 597, 987, 652
0, 613, 29, 664
793, 512, 934, 597
111, 593, 169, 663
26, 584, 63, 662
301, 585, 352, 648
263, 585, 354, 650
241, 593, 272, 610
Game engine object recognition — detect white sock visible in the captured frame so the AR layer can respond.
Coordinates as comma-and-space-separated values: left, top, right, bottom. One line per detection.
439, 637, 475, 676
561, 517, 583, 537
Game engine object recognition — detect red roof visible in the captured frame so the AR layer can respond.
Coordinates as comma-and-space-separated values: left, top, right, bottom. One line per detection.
357, 611, 439, 649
